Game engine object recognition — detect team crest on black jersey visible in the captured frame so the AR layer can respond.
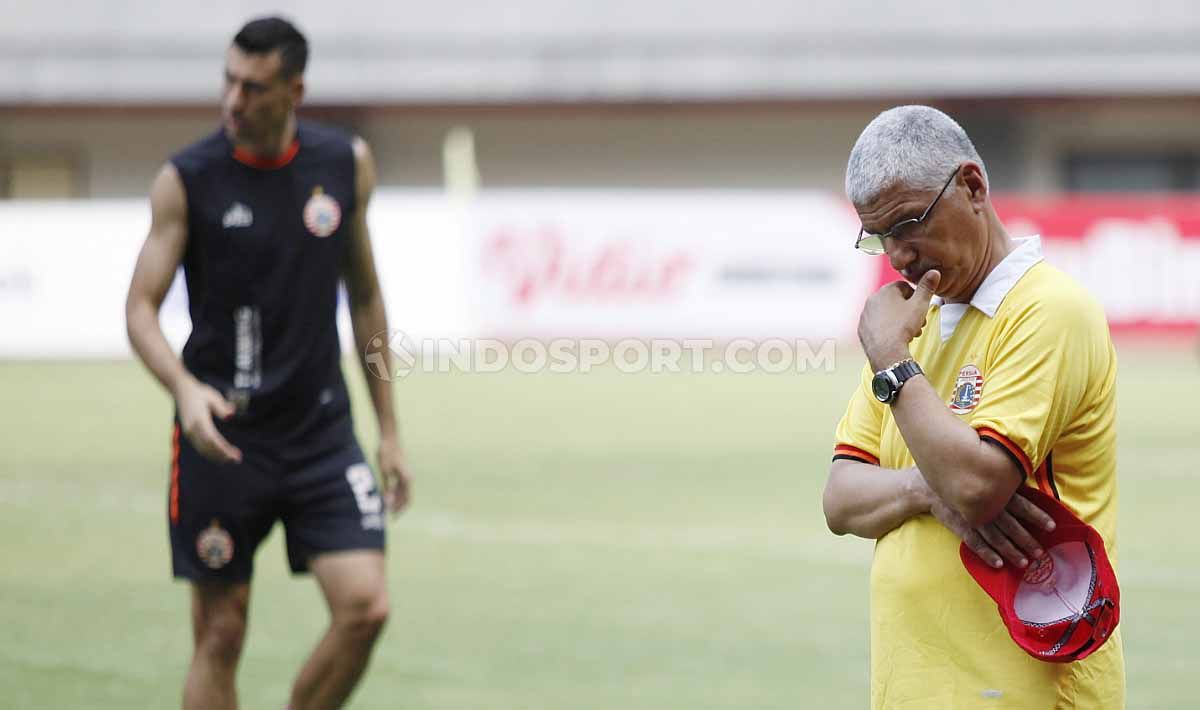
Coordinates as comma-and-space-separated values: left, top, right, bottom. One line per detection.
196, 519, 235, 569
949, 364, 983, 414
303, 186, 342, 238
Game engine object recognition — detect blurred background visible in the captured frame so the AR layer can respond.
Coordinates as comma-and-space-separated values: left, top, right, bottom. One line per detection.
1, 1, 1197, 708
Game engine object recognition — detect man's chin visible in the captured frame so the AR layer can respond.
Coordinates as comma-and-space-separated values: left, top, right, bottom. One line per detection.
223, 123, 254, 143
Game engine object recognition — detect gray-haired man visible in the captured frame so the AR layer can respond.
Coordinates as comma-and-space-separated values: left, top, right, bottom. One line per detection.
823, 105, 1124, 708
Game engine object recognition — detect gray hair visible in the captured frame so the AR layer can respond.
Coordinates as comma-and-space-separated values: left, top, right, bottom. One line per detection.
845, 105, 987, 206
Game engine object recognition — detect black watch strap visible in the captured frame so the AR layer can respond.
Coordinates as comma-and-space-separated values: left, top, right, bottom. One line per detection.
891, 358, 923, 387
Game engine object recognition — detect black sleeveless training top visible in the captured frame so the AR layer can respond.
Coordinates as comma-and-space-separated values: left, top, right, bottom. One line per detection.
170, 121, 358, 452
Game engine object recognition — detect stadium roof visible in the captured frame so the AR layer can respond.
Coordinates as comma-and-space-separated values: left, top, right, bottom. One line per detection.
5, 0, 1200, 104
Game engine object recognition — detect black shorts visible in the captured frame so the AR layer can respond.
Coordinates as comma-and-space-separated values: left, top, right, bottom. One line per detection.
167, 423, 386, 582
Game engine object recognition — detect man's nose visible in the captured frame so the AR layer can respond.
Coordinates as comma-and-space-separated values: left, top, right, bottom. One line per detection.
885, 239, 917, 273
224, 83, 246, 112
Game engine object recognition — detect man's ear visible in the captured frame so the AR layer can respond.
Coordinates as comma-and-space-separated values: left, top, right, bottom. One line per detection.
289, 76, 305, 105
961, 161, 988, 209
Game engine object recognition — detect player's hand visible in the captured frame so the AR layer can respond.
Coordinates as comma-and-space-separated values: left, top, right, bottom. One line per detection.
932, 487, 1056, 569
858, 270, 941, 371
377, 435, 411, 516
175, 376, 242, 464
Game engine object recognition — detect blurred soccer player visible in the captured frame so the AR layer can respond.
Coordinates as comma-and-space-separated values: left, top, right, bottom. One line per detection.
822, 106, 1124, 707
125, 16, 410, 710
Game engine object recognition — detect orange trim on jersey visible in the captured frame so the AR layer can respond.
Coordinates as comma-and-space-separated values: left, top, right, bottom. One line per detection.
976, 427, 1033, 477
232, 140, 299, 169
833, 443, 880, 466
170, 424, 181, 524
1031, 459, 1056, 499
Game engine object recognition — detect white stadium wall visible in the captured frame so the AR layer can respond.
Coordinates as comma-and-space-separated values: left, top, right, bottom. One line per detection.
466, 191, 871, 339
0, 192, 473, 358
1, 192, 1197, 359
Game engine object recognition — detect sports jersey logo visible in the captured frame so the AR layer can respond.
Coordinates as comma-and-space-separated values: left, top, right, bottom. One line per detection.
222, 202, 254, 229
949, 363, 983, 414
303, 186, 342, 238
196, 520, 235, 569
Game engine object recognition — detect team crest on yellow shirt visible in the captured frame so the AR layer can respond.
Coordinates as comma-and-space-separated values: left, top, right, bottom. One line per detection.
196, 519, 234, 569
303, 185, 342, 238
949, 364, 983, 414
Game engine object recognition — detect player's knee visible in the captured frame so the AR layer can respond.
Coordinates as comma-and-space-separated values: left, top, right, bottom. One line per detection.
335, 589, 390, 644
195, 605, 249, 665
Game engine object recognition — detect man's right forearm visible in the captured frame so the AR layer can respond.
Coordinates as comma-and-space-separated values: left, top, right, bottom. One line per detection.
823, 460, 933, 539
126, 298, 192, 398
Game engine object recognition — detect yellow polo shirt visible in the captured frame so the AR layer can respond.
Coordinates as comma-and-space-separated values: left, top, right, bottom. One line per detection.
833, 237, 1125, 709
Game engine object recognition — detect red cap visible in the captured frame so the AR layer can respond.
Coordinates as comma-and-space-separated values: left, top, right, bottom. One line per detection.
960, 486, 1120, 663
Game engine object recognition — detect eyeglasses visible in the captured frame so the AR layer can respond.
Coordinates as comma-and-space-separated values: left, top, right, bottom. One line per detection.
854, 167, 959, 255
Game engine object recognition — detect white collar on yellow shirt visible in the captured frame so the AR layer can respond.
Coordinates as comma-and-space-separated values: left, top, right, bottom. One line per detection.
932, 235, 1044, 342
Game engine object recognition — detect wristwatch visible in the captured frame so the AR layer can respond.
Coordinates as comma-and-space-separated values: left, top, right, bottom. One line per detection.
871, 358, 923, 405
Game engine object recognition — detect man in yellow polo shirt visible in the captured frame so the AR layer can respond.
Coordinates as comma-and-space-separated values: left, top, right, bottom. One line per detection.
822, 105, 1124, 708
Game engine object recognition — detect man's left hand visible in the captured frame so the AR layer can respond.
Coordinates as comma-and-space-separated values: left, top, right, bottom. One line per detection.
858, 269, 941, 371
377, 436, 412, 516
930, 484, 1056, 569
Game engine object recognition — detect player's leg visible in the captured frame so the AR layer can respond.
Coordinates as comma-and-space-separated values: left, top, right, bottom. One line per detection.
169, 422, 278, 710
184, 581, 251, 710
281, 442, 388, 710
289, 550, 389, 710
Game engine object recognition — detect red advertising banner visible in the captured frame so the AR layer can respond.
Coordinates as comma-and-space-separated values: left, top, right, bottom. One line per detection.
876, 196, 1200, 334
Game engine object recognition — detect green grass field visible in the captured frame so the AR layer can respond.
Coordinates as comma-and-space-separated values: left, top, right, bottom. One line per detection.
1, 345, 1197, 709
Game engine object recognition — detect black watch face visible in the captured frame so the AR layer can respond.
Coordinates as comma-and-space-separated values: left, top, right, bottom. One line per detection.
871, 373, 894, 403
